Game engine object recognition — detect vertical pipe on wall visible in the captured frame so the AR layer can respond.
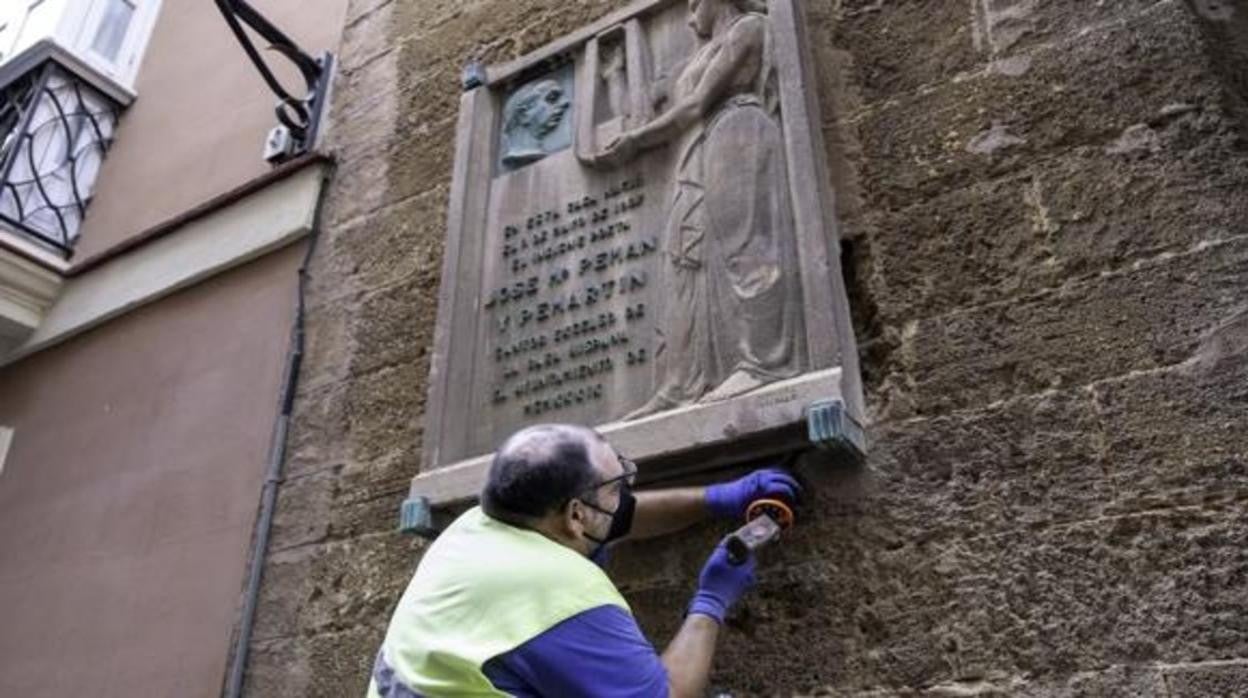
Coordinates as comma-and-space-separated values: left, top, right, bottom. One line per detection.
223, 161, 334, 698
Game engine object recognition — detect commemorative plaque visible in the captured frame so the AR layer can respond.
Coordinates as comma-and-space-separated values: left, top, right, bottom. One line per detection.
404, 0, 865, 521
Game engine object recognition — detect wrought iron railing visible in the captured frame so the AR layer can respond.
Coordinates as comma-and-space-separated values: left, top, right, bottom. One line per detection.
0, 44, 126, 258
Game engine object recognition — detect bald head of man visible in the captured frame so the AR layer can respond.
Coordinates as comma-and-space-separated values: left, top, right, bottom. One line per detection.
481, 424, 633, 556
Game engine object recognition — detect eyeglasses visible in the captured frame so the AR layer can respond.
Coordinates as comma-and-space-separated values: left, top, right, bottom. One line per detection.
577, 453, 638, 497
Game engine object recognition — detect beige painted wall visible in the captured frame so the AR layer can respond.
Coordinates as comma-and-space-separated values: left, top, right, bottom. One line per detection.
74, 0, 348, 260
0, 242, 304, 696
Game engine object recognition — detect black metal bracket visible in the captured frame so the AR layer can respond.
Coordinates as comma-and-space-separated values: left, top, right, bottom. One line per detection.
213, 0, 334, 159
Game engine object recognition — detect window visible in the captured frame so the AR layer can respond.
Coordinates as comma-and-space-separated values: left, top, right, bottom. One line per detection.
74, 0, 160, 86
0, 0, 160, 88
88, 0, 135, 62
0, 427, 12, 478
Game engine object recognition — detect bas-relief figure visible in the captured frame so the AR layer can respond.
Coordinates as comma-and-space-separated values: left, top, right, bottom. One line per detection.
501, 78, 572, 168
584, 0, 808, 420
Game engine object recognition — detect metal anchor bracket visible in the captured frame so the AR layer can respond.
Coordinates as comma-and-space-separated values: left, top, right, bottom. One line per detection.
805, 398, 866, 462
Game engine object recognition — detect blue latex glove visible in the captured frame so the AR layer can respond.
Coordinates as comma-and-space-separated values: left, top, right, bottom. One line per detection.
705, 468, 802, 520
689, 541, 756, 623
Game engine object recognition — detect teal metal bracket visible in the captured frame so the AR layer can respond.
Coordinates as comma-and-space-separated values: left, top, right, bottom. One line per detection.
806, 398, 866, 462
399, 496, 438, 538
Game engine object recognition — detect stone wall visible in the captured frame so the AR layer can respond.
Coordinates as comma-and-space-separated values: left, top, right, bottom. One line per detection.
241, 0, 1248, 695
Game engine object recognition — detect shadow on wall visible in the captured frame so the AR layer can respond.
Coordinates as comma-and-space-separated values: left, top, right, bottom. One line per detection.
1185, 0, 1248, 130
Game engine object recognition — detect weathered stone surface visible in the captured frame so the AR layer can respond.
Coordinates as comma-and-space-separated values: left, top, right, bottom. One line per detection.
343, 362, 426, 464
327, 116, 456, 228
313, 185, 449, 306
243, 0, 1248, 695
344, 276, 438, 378
835, 0, 1165, 105
626, 501, 1248, 696
1094, 340, 1248, 517
252, 532, 418, 643
285, 361, 425, 479
1164, 660, 1248, 697
864, 142, 1248, 326
339, 0, 394, 73
246, 622, 386, 698
283, 382, 350, 477
1017, 665, 1170, 697
390, 0, 619, 66
853, 1, 1228, 210
894, 237, 1248, 418
329, 452, 420, 540
859, 388, 1109, 542
268, 468, 337, 552
326, 49, 402, 165
344, 0, 392, 29
244, 633, 311, 698
295, 298, 355, 394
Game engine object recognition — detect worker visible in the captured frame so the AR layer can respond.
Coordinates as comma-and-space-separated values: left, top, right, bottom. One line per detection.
368, 423, 802, 697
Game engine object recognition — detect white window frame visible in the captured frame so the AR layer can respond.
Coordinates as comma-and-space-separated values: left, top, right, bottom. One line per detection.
63, 0, 161, 87
0, 0, 161, 89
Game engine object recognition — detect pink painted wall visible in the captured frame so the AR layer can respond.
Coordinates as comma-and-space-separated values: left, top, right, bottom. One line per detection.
74, 0, 348, 260
0, 242, 305, 696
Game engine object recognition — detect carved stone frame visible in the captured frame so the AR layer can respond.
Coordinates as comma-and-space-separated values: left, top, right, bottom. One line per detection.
406, 0, 864, 520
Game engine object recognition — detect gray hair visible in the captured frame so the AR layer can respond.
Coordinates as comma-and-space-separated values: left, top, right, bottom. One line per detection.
481, 424, 602, 520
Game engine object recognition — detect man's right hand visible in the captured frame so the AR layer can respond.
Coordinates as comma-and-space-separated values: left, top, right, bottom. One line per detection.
688, 540, 757, 623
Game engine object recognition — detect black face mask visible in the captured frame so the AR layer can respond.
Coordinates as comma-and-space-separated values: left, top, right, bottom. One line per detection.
580, 483, 636, 556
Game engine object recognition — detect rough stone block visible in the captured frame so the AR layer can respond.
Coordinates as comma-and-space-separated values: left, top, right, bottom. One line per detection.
853, 1, 1229, 210
856, 388, 1109, 542
313, 185, 449, 306
344, 0, 392, 29
345, 362, 426, 464
896, 237, 1248, 418
284, 383, 350, 478
631, 502, 1248, 695
1164, 661, 1248, 697
339, 0, 394, 73
835, 0, 1165, 105
268, 468, 338, 552
245, 1, 1248, 696
251, 532, 419, 643
244, 635, 311, 698
295, 299, 355, 395
246, 622, 386, 698
300, 623, 390, 698
863, 140, 1248, 325
1018, 665, 1170, 697
392, 50, 460, 139
327, 49, 401, 159
1093, 339, 1248, 517
328, 452, 420, 540
344, 277, 437, 380
327, 113, 455, 228
287, 363, 425, 479
391, 0, 619, 66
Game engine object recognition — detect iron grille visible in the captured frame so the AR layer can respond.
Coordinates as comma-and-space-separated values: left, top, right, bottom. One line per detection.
0, 52, 123, 258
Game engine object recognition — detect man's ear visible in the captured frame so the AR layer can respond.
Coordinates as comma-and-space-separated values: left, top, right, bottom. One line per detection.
560, 498, 585, 537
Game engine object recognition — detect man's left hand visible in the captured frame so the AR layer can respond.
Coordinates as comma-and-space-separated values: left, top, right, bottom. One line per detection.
705, 468, 802, 521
